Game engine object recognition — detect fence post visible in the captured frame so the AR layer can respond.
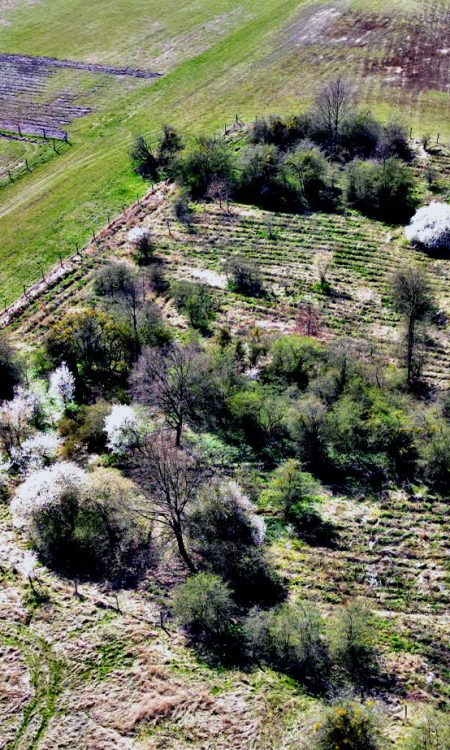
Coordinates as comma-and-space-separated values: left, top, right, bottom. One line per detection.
437, 133, 440, 144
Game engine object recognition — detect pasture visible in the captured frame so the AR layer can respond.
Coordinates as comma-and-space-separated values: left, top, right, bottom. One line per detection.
0, 0, 449, 305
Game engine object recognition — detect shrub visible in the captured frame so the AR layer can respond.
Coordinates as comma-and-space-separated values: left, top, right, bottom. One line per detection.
11, 431, 60, 475
171, 280, 217, 334
224, 255, 265, 297
228, 383, 288, 457
340, 112, 381, 160
313, 701, 383, 750
236, 144, 286, 209
157, 124, 183, 172
127, 227, 155, 265
173, 192, 194, 228
58, 400, 111, 457
13, 465, 151, 584
288, 396, 328, 472
283, 143, 340, 210
138, 302, 171, 346
378, 120, 412, 161
421, 416, 450, 492
0, 333, 22, 401
48, 363, 76, 413
330, 602, 380, 687
267, 335, 323, 389
405, 201, 450, 253
260, 459, 325, 534
177, 137, 235, 199
346, 157, 418, 222
130, 135, 159, 179
250, 113, 311, 149
187, 480, 283, 606
0, 388, 37, 458
172, 572, 238, 654
245, 602, 330, 691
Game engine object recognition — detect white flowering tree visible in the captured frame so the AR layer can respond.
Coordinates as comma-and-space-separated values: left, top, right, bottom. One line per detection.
48, 363, 76, 415
11, 461, 86, 530
18, 550, 39, 592
220, 480, 266, 546
104, 404, 143, 455
11, 431, 61, 475
0, 387, 37, 457
127, 226, 154, 264
405, 201, 450, 252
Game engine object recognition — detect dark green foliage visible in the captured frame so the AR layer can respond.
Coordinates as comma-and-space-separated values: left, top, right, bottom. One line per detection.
138, 302, 172, 346
0, 332, 22, 401
224, 254, 264, 297
157, 124, 183, 172
187, 481, 285, 607
245, 602, 330, 691
171, 280, 217, 334
173, 192, 194, 228
379, 120, 413, 162
330, 602, 380, 687
340, 112, 382, 160
172, 573, 239, 660
250, 113, 311, 150
236, 144, 287, 209
32, 476, 151, 585
228, 383, 288, 457
178, 137, 235, 199
283, 143, 341, 211
314, 701, 383, 750
46, 309, 136, 398
346, 157, 418, 222
148, 262, 170, 296
421, 417, 450, 493
130, 135, 159, 180
266, 335, 323, 389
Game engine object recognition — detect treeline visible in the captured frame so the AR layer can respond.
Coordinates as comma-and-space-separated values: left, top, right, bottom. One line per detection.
131, 79, 423, 223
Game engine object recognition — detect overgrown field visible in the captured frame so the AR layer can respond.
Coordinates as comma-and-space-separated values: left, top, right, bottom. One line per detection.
0, 0, 449, 304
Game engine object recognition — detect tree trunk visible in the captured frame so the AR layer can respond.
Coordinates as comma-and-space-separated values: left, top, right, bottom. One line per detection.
175, 421, 182, 447
406, 315, 415, 385
173, 525, 196, 573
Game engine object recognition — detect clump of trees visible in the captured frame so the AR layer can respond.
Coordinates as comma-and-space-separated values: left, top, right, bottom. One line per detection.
0, 332, 22, 401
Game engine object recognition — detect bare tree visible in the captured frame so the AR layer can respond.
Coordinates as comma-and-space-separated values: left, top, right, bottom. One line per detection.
391, 266, 433, 385
94, 262, 144, 342
296, 301, 322, 337
130, 432, 205, 572
314, 78, 353, 153
131, 344, 207, 446
206, 177, 232, 211
314, 250, 334, 292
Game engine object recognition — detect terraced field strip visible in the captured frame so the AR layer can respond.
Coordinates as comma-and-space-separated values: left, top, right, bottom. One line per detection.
0, 53, 162, 79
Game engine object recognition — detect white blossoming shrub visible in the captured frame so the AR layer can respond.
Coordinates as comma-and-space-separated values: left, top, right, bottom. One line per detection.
222, 480, 266, 546
18, 549, 39, 582
11, 464, 151, 583
104, 404, 142, 455
11, 431, 61, 475
0, 387, 38, 457
11, 461, 86, 529
405, 201, 450, 252
48, 363, 76, 412
127, 227, 151, 246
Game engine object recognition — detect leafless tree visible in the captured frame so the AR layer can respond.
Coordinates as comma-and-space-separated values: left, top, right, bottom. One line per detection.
94, 262, 145, 341
130, 432, 205, 572
314, 78, 353, 153
391, 266, 433, 385
131, 344, 207, 446
206, 177, 232, 211
296, 301, 322, 337
314, 250, 334, 291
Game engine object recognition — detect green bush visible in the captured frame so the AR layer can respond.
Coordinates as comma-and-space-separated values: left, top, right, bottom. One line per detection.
172, 572, 238, 656
58, 400, 111, 458
347, 157, 418, 222
188, 480, 284, 607
177, 137, 235, 199
245, 602, 330, 691
329, 602, 380, 687
266, 335, 323, 389
314, 701, 383, 750
401, 710, 450, 750
224, 254, 265, 297
171, 280, 217, 334
138, 302, 172, 346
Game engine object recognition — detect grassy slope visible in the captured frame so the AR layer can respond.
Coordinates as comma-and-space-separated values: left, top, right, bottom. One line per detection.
0, 0, 449, 304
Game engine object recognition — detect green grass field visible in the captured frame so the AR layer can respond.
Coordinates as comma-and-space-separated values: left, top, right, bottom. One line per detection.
0, 0, 449, 305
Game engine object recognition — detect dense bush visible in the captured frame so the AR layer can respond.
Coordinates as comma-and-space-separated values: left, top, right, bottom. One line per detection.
224, 254, 265, 297
0, 333, 22, 401
250, 113, 311, 150
171, 280, 217, 334
347, 157, 418, 222
13, 465, 151, 584
178, 137, 235, 199
283, 143, 341, 211
228, 382, 288, 457
266, 335, 323, 389
340, 112, 382, 160
330, 602, 380, 687
313, 701, 383, 750
127, 227, 155, 266
172, 572, 239, 659
245, 602, 330, 691
58, 400, 111, 458
188, 480, 284, 606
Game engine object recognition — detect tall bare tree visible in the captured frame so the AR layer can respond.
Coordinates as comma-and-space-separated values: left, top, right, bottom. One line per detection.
131, 344, 207, 446
314, 78, 353, 154
130, 432, 205, 572
391, 266, 433, 385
